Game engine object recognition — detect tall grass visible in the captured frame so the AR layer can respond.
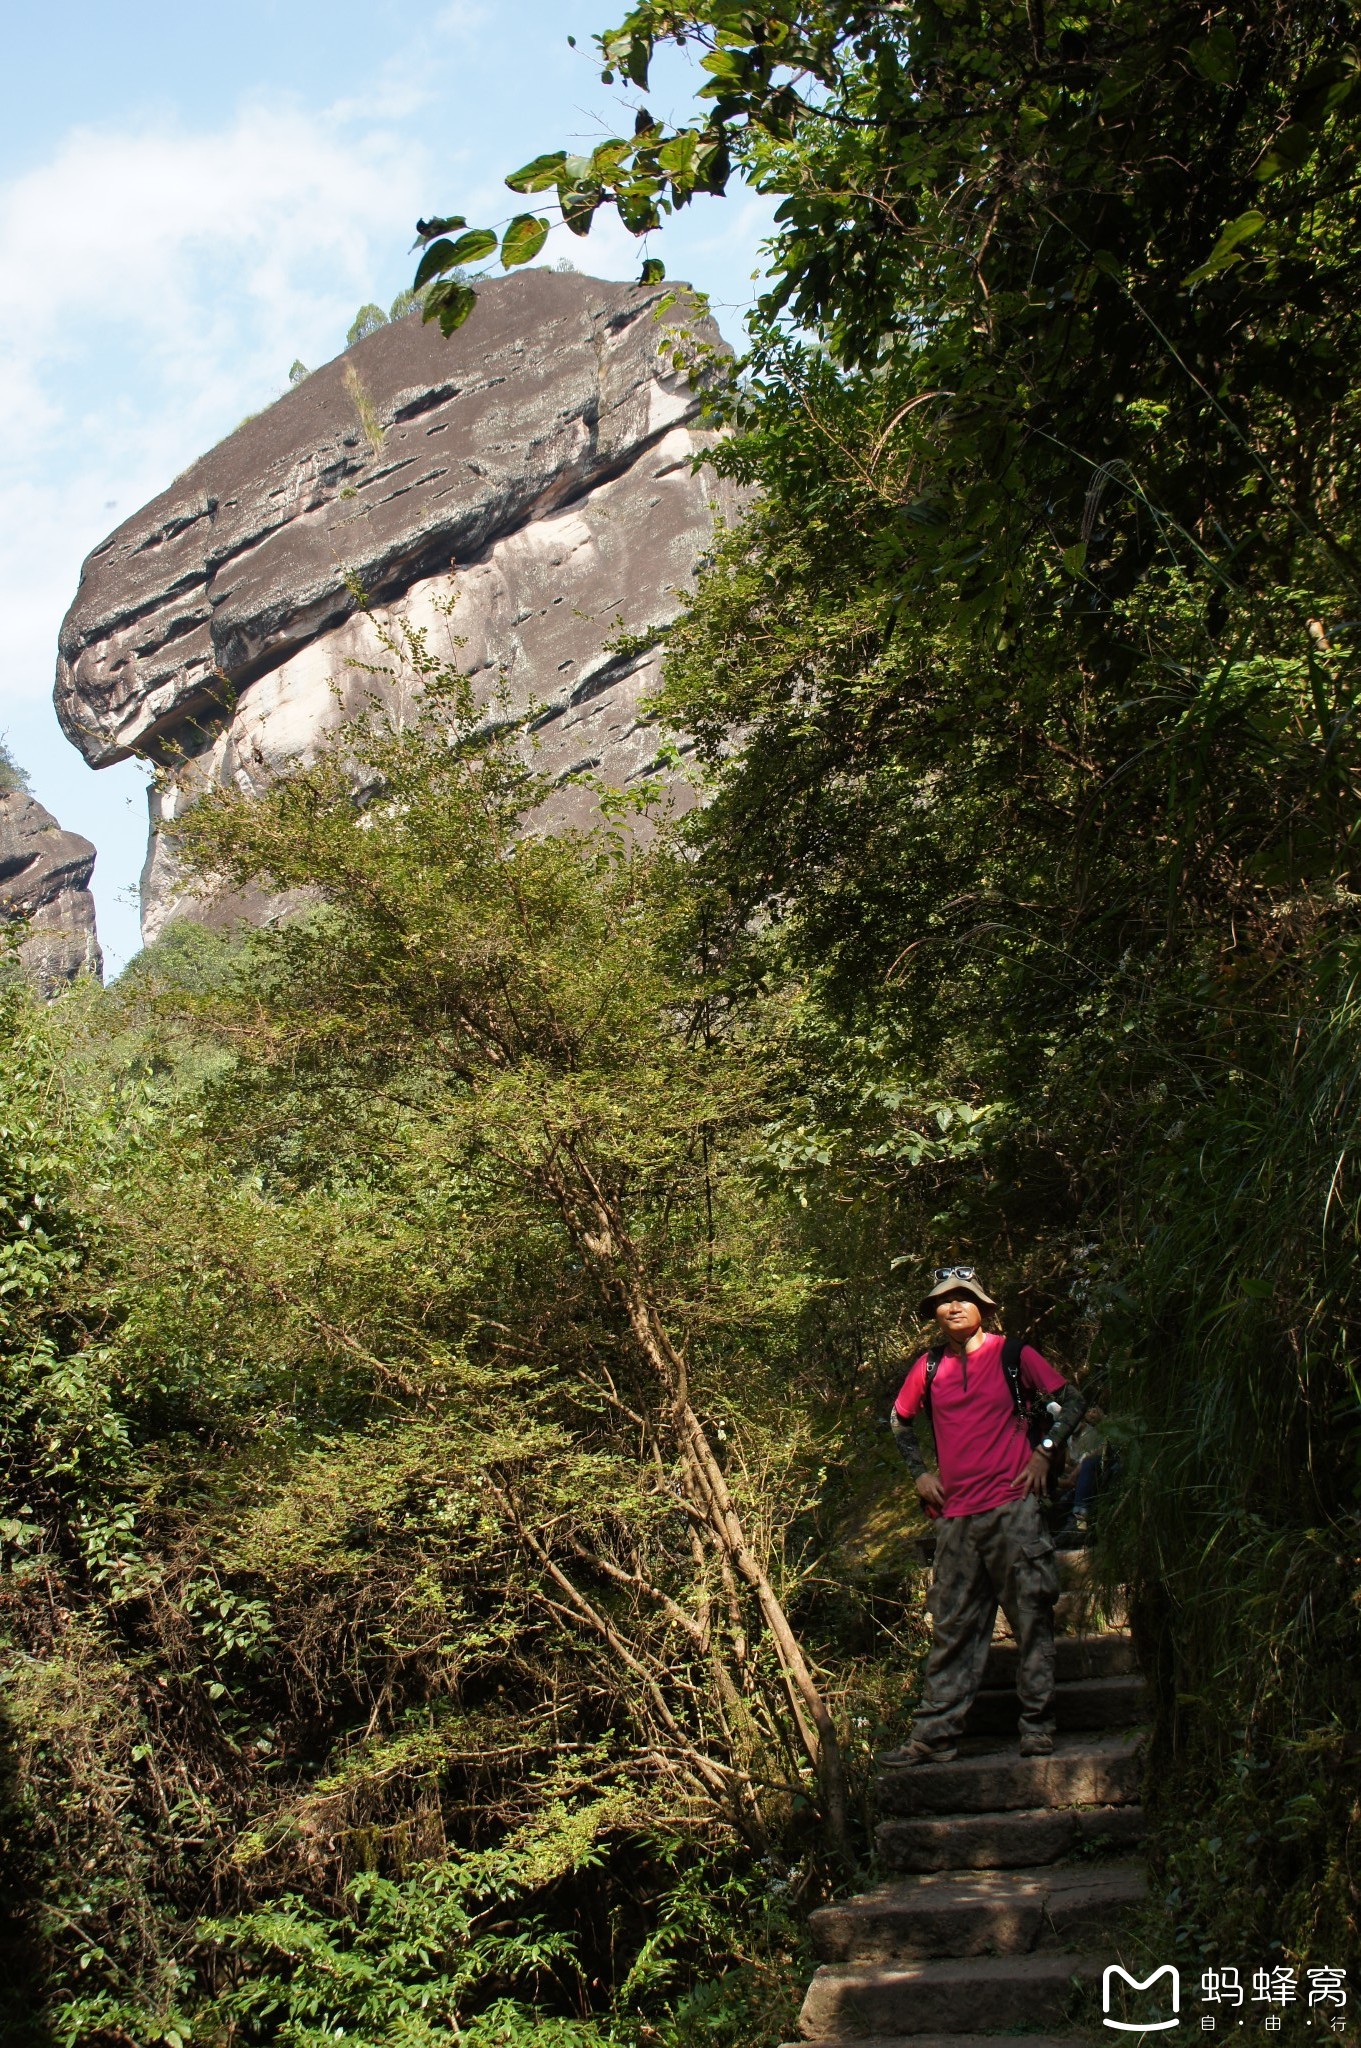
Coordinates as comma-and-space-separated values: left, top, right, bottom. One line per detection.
1101, 963, 1361, 1966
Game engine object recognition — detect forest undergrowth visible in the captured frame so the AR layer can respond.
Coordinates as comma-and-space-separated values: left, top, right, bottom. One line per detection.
0, 691, 940, 2046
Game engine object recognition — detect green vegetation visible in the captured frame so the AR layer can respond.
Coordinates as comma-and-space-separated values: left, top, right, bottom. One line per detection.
346, 303, 389, 346
0, 738, 30, 794
0, 637, 921, 2045
638, 0, 1358, 1974
343, 361, 386, 453
433, 0, 1361, 1974
284, 288, 431, 394
441, 0, 1359, 1978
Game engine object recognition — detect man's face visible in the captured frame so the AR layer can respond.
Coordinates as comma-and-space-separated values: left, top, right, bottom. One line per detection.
935, 1290, 983, 1341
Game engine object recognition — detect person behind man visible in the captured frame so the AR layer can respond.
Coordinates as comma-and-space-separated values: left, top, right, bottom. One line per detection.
1053, 1399, 1110, 1550
886, 1266, 1087, 1763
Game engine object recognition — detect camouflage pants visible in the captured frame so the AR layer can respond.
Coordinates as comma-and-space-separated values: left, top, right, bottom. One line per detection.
910, 1492, 1060, 1747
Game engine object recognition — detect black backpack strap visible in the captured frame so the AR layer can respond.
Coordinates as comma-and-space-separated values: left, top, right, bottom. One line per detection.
1000, 1335, 1027, 1420
918, 1342, 946, 1462
1005, 1337, 1067, 1486
920, 1343, 947, 1412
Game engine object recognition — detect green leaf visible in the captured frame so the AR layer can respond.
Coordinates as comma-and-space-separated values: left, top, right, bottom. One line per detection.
602, 27, 651, 88
413, 236, 476, 290
640, 257, 666, 286
1187, 24, 1238, 85
500, 214, 550, 268
903, 494, 949, 529
562, 184, 602, 238
423, 279, 478, 335
1061, 541, 1087, 577
618, 189, 663, 234
446, 227, 499, 267
1257, 123, 1320, 182
505, 151, 568, 194
412, 240, 452, 288
697, 140, 732, 196
659, 131, 703, 180
591, 138, 633, 175
414, 214, 466, 242
1185, 209, 1267, 283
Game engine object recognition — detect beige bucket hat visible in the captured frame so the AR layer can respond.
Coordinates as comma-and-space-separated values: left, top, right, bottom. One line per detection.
917, 1264, 998, 1318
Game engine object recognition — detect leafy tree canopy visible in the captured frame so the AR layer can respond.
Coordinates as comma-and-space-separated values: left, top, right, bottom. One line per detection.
408, 0, 1361, 1967
0, 737, 30, 794
346, 300, 389, 345
418, 3, 1361, 640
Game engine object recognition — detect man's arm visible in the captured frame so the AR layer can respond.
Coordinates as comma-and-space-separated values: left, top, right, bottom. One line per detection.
1013, 1346, 1089, 1497
1030, 1373, 1088, 1454
889, 1404, 928, 1478
887, 1354, 929, 1472
1017, 1345, 1087, 1449
888, 1357, 946, 1511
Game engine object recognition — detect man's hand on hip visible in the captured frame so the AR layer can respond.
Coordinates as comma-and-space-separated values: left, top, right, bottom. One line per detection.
1012, 1449, 1051, 1498
916, 1472, 946, 1513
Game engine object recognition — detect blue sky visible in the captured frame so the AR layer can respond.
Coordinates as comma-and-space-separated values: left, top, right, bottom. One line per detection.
0, 1, 773, 973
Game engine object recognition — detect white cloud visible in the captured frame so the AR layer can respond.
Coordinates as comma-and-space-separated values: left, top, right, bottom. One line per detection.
0, 99, 426, 453
0, 97, 432, 706
0, 89, 435, 974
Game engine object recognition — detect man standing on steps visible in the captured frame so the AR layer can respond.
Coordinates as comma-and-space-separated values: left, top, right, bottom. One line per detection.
886, 1266, 1088, 1765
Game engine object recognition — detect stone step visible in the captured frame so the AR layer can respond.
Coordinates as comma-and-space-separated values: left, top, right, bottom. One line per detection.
1052, 1554, 1126, 1634
963, 1673, 1147, 1738
810, 1859, 1146, 1963
981, 1631, 1136, 1688
877, 1800, 1145, 1873
797, 1950, 1104, 2039
876, 1730, 1144, 1818
785, 2037, 1101, 2048
1054, 1586, 1124, 1633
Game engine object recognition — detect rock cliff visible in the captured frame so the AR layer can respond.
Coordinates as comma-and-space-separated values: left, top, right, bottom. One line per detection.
0, 789, 102, 993
55, 269, 740, 942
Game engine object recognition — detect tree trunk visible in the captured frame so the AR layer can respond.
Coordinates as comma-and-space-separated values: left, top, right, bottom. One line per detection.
548, 1149, 853, 1864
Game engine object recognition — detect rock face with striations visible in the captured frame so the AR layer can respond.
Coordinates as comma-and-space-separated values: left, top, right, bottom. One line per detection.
0, 788, 102, 993
55, 269, 740, 942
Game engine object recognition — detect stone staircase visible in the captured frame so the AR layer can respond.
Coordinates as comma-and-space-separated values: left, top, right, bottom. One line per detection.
788, 1557, 1149, 2048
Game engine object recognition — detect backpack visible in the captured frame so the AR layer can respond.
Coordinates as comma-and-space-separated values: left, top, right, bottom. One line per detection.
921, 1335, 1063, 1464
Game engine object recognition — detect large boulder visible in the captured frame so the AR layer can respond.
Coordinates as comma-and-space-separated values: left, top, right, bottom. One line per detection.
55, 269, 740, 942
0, 790, 102, 994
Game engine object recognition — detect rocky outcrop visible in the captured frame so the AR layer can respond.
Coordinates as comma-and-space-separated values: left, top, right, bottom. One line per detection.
55, 269, 741, 941
0, 790, 102, 993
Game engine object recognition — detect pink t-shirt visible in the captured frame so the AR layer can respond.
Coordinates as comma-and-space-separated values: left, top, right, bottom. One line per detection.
893, 1333, 1067, 1518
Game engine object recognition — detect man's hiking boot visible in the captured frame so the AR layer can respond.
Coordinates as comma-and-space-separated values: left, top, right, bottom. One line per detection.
1018, 1729, 1055, 1757
1055, 1511, 1090, 1550
880, 1737, 958, 1767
